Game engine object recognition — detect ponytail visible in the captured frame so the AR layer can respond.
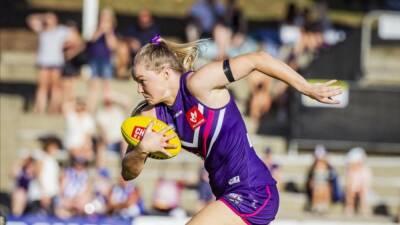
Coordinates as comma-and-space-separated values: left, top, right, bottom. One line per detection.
133, 36, 205, 74
161, 38, 201, 71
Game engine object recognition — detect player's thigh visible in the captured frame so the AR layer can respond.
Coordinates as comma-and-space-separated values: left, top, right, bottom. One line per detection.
186, 200, 246, 225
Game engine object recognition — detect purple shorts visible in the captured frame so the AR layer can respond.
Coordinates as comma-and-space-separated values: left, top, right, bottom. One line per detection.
219, 185, 279, 225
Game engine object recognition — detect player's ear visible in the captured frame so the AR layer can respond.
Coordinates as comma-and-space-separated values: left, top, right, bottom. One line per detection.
161, 66, 172, 80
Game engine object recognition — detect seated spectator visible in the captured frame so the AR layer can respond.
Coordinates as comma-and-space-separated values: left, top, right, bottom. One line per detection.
248, 74, 272, 122
26, 12, 70, 114
55, 157, 92, 218
152, 177, 186, 217
63, 98, 96, 161
86, 167, 113, 215
87, 7, 118, 111
33, 136, 62, 215
107, 176, 144, 219
196, 168, 214, 212
10, 153, 37, 216
345, 147, 372, 216
262, 147, 282, 190
96, 95, 128, 157
246, 72, 288, 123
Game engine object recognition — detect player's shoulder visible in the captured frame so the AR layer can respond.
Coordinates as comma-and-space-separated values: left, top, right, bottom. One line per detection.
131, 100, 156, 118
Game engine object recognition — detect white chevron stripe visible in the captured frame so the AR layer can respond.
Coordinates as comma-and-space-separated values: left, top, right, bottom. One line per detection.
181, 104, 203, 148
206, 108, 225, 159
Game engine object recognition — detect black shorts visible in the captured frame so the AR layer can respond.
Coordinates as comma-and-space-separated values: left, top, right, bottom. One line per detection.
63, 60, 80, 77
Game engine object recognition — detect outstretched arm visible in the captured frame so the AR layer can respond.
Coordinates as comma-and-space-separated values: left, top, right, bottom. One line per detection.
26, 13, 45, 33
189, 51, 342, 105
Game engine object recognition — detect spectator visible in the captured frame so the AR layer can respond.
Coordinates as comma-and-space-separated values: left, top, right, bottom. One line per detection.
86, 168, 113, 215
246, 73, 288, 123
306, 145, 340, 214
63, 98, 96, 161
55, 157, 92, 218
279, 3, 302, 47
221, 0, 251, 59
10, 154, 37, 216
262, 147, 282, 190
247, 74, 272, 121
296, 7, 324, 56
33, 137, 62, 214
152, 177, 186, 217
125, 9, 160, 57
62, 20, 86, 105
224, 0, 247, 36
87, 7, 118, 111
96, 94, 129, 159
186, 0, 225, 40
116, 9, 160, 79
27, 12, 70, 114
345, 147, 372, 216
196, 168, 214, 212
107, 176, 145, 219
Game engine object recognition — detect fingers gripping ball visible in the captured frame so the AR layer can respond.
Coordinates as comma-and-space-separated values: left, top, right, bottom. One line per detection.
121, 116, 181, 159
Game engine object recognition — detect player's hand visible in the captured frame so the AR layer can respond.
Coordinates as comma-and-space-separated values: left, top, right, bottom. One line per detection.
305, 80, 343, 104
136, 121, 177, 157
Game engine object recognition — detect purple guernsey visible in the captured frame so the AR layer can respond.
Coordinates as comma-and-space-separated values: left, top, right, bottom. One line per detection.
154, 72, 276, 198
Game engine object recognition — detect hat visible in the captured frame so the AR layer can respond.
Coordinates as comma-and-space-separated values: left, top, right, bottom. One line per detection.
314, 144, 327, 159
347, 147, 366, 163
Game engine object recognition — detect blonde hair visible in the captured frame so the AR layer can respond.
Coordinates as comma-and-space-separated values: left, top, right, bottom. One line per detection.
133, 36, 203, 75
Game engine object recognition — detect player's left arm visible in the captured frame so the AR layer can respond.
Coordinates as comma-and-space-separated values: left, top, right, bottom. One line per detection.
188, 51, 342, 105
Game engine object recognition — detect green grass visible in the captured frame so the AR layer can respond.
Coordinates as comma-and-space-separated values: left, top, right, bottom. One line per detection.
27, 0, 363, 26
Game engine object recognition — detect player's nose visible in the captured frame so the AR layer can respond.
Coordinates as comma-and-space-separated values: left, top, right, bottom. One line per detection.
137, 83, 144, 94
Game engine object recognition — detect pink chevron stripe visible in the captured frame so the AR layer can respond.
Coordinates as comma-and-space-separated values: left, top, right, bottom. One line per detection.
202, 109, 215, 158
242, 185, 271, 217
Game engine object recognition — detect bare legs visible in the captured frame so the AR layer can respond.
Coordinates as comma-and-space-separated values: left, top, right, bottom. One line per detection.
34, 68, 62, 113
186, 200, 246, 225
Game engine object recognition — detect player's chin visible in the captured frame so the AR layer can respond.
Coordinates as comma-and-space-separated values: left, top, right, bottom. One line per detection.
144, 97, 158, 105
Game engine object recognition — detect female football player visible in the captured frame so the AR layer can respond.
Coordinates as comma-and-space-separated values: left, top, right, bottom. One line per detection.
122, 35, 342, 225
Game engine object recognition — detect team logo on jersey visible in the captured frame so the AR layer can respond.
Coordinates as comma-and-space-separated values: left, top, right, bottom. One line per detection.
227, 193, 243, 205
186, 106, 205, 130
228, 176, 240, 185
131, 126, 146, 141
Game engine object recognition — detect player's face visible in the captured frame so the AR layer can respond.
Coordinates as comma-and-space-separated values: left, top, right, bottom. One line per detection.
133, 63, 168, 105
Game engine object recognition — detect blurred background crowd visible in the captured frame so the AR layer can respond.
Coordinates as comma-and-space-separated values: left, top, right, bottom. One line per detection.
1, 0, 399, 224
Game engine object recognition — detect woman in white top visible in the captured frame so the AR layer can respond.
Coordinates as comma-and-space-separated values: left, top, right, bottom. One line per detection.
33, 138, 61, 213
63, 99, 96, 160
27, 12, 70, 113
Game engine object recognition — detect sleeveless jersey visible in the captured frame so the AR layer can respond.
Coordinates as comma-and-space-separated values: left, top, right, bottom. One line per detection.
155, 72, 276, 198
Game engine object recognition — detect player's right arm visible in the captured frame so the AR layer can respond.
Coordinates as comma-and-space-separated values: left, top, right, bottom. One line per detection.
121, 102, 176, 181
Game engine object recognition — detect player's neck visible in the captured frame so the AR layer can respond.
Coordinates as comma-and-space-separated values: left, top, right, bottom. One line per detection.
163, 76, 180, 107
